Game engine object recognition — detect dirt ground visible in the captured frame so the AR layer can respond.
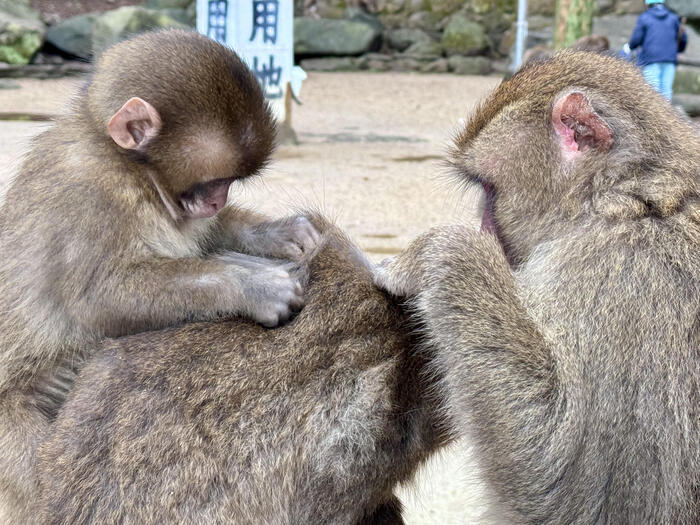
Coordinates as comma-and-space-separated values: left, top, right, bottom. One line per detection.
0, 71, 502, 523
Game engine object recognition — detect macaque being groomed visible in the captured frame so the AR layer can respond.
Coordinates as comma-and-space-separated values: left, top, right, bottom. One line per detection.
376, 51, 699, 523
0, 29, 318, 522
37, 217, 444, 525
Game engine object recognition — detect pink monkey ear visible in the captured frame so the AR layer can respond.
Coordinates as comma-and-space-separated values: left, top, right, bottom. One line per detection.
551, 91, 613, 160
107, 97, 162, 150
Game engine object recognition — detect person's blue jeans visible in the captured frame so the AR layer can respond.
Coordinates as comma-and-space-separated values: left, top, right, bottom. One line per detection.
642, 62, 676, 100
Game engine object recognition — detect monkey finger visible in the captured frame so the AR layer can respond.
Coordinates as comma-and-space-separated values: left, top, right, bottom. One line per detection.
275, 302, 294, 324
290, 216, 321, 252
217, 252, 283, 269
296, 232, 319, 254
282, 243, 305, 261
373, 263, 417, 297
288, 288, 305, 311
376, 256, 397, 271
276, 261, 301, 274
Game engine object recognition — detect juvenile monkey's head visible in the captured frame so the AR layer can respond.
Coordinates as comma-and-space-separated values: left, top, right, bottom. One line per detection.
450, 51, 699, 266
88, 29, 276, 219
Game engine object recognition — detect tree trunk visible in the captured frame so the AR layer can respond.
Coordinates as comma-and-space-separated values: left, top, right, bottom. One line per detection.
554, 0, 594, 49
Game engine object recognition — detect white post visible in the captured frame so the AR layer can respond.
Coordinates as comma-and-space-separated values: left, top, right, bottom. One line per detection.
513, 0, 528, 71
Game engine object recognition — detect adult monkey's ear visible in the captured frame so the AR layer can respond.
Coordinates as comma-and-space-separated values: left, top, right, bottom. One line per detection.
107, 97, 162, 150
551, 91, 613, 161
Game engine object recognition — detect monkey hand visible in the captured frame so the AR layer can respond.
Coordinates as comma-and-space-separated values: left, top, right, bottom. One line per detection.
373, 225, 470, 297
217, 254, 305, 327
243, 216, 321, 261
373, 225, 502, 298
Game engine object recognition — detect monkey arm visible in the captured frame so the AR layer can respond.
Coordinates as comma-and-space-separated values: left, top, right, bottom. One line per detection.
377, 226, 560, 511
210, 207, 321, 261
80, 255, 302, 335
376, 225, 555, 382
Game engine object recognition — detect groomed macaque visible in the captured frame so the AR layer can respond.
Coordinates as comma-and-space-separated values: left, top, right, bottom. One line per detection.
376, 51, 699, 523
0, 29, 319, 521
37, 217, 444, 525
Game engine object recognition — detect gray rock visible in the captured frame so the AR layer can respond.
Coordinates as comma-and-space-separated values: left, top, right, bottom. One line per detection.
526, 28, 553, 48
447, 54, 491, 74
471, 0, 516, 16
427, 0, 465, 17
421, 57, 448, 72
387, 27, 432, 51
356, 52, 392, 70
157, 8, 196, 26
403, 39, 443, 56
595, 0, 614, 15
345, 8, 384, 34
407, 11, 442, 31
375, 0, 407, 15
0, 0, 37, 20
672, 93, 700, 116
592, 14, 637, 51
377, 13, 408, 30
390, 56, 422, 71
405, 0, 427, 14
46, 13, 97, 59
364, 52, 393, 61
527, 0, 555, 16
441, 12, 489, 56
527, 14, 555, 31
668, 0, 700, 20
294, 17, 381, 56
144, 0, 194, 8
498, 24, 516, 55
0, 0, 44, 65
614, 0, 644, 15
314, 5, 346, 19
299, 56, 358, 71
674, 65, 700, 94
91, 6, 186, 55
0, 61, 92, 78
678, 25, 700, 65
31, 51, 64, 64
490, 57, 510, 74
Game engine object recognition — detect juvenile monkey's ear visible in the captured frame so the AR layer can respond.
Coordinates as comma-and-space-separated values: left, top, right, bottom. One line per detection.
107, 97, 162, 150
551, 91, 612, 160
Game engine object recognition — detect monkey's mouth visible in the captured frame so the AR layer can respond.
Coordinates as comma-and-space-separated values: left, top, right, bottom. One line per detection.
179, 178, 234, 219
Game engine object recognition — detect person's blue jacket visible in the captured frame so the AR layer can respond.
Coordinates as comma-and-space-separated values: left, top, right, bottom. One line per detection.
629, 4, 688, 66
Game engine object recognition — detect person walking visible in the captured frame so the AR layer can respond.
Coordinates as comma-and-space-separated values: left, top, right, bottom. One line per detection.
628, 0, 687, 100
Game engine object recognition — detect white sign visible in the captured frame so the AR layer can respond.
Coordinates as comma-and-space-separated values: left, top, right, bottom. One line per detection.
196, 0, 302, 119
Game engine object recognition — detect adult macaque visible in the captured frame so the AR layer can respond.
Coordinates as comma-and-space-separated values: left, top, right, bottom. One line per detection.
376, 52, 699, 523
37, 217, 444, 524
0, 30, 318, 522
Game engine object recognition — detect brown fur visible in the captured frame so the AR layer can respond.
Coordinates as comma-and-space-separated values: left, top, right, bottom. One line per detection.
377, 51, 699, 523
37, 217, 445, 524
0, 30, 319, 522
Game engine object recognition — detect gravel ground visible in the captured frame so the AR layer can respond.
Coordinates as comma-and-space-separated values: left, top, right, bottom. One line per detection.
0, 71, 503, 523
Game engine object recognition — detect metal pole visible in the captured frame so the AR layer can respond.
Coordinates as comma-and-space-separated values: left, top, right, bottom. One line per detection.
513, 0, 528, 71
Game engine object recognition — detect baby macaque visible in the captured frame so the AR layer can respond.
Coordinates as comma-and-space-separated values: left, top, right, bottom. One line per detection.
0, 29, 318, 522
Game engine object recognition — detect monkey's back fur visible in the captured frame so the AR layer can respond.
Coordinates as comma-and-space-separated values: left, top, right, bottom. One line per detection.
38, 219, 443, 524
